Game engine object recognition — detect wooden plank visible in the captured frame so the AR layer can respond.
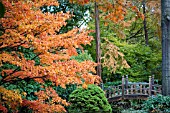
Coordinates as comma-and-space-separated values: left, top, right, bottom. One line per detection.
108, 96, 122, 102
124, 94, 148, 100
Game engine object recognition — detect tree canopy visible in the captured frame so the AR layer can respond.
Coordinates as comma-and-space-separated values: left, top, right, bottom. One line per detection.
0, 0, 100, 112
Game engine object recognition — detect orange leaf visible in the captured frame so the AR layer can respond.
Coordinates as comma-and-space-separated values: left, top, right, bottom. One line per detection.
82, 83, 88, 89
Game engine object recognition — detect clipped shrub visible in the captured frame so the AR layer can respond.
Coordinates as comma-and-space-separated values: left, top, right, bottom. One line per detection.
142, 94, 170, 112
68, 84, 112, 113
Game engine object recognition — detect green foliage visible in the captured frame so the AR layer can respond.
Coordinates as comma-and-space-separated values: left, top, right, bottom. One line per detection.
0, 2, 90, 112
0, 2, 5, 18
85, 11, 161, 82
126, 3, 161, 43
0, 1, 94, 112
142, 94, 170, 112
70, 50, 93, 62
121, 109, 147, 113
68, 84, 112, 113
0, 2, 5, 36
110, 100, 131, 112
55, 85, 77, 101
110, 97, 145, 112
0, 63, 19, 73
83, 40, 96, 61
41, 0, 90, 33
104, 38, 161, 82
2, 80, 42, 100
121, 95, 170, 113
104, 81, 122, 89
44, 80, 77, 101
118, 41, 161, 81
2, 79, 77, 112
17, 46, 40, 65
0, 46, 41, 101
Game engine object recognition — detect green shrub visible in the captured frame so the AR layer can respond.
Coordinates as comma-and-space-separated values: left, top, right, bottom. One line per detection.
119, 95, 170, 113
2, 79, 41, 100
104, 81, 122, 89
142, 94, 170, 112
121, 109, 147, 113
118, 99, 146, 113
70, 50, 94, 62
111, 100, 132, 112
68, 84, 112, 113
53, 84, 77, 101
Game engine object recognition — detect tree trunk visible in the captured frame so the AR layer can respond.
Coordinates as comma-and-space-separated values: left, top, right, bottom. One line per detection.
143, 0, 149, 46
95, 2, 101, 78
161, 0, 170, 96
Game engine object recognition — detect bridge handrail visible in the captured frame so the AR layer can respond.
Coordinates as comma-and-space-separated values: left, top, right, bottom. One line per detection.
105, 75, 162, 100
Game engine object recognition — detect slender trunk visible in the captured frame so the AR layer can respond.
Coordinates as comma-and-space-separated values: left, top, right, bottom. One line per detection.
161, 0, 170, 96
143, 0, 149, 45
95, 2, 101, 78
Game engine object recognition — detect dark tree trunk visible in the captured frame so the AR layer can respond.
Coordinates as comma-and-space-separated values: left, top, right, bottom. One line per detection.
95, 2, 101, 78
161, 0, 170, 96
143, 0, 149, 45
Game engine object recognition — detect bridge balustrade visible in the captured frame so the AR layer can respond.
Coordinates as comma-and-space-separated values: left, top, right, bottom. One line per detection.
104, 75, 162, 102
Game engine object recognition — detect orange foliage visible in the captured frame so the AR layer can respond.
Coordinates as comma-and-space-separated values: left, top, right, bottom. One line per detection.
69, 0, 144, 39
101, 38, 130, 73
0, 0, 101, 112
22, 87, 69, 113
82, 83, 88, 89
0, 86, 22, 112
69, 0, 144, 24
0, 104, 8, 113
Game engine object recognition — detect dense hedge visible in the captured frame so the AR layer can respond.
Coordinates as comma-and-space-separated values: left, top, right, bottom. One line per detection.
68, 84, 112, 113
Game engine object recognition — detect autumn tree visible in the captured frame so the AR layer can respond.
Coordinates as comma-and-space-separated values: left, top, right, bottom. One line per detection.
126, 0, 161, 44
41, 0, 91, 34
69, 0, 144, 80
0, 1, 5, 18
0, 0, 100, 112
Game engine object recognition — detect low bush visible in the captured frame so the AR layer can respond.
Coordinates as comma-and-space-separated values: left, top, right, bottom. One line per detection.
68, 84, 112, 113
142, 94, 170, 112
121, 109, 147, 113
120, 95, 170, 113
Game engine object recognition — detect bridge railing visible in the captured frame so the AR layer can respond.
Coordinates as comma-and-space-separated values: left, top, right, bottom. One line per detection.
105, 85, 123, 98
124, 83, 149, 95
104, 75, 162, 101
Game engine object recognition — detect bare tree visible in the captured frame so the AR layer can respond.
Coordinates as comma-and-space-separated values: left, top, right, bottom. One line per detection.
161, 0, 170, 95
95, 2, 101, 78
143, 0, 149, 45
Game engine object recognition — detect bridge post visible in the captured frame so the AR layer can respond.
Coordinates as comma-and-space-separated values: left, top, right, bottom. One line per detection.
149, 76, 152, 96
100, 82, 104, 90
151, 75, 154, 90
122, 76, 125, 99
125, 75, 128, 89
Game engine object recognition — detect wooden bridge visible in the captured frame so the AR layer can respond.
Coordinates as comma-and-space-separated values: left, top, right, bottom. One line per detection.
104, 75, 162, 102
